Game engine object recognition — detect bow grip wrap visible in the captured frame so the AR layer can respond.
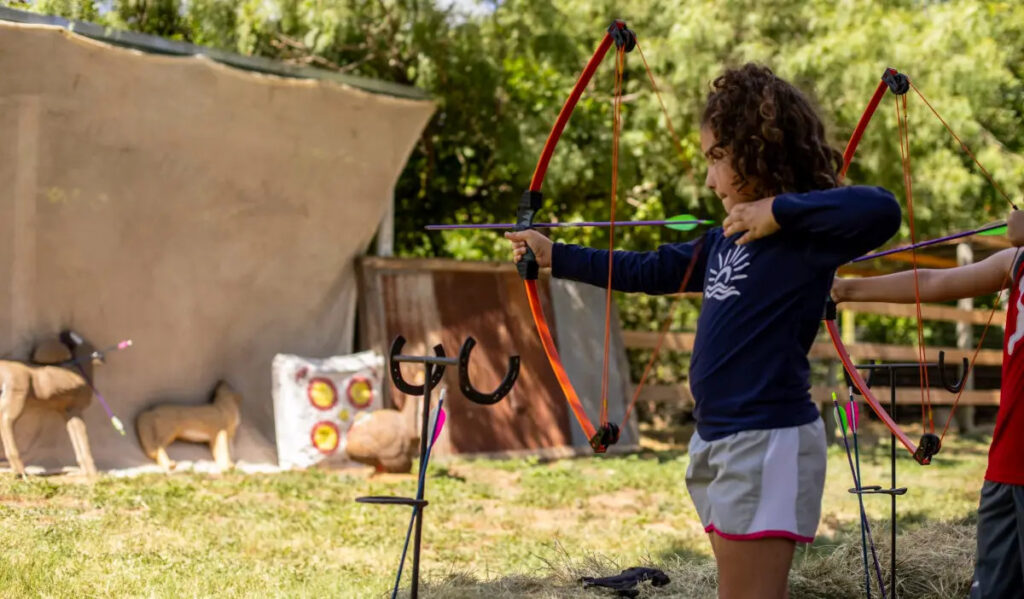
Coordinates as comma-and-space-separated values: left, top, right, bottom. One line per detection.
822, 297, 838, 321
516, 190, 543, 280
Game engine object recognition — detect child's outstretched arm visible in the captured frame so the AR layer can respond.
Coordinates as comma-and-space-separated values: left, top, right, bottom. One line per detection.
833, 247, 1019, 304
504, 229, 704, 295
835, 208, 1024, 304
769, 185, 902, 264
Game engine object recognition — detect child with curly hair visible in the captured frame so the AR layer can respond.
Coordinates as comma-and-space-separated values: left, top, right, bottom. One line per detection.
506, 64, 902, 598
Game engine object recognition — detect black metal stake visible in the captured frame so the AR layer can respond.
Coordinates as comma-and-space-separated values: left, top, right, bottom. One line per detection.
887, 367, 897, 599
848, 362, 915, 599
846, 354, 966, 599
357, 335, 519, 599
410, 360, 432, 599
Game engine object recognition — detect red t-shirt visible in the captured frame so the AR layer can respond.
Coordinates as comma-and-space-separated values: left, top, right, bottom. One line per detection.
985, 252, 1024, 485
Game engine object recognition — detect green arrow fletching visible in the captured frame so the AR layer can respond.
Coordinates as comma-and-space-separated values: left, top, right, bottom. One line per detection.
666, 214, 713, 231
832, 392, 850, 433
979, 224, 1007, 236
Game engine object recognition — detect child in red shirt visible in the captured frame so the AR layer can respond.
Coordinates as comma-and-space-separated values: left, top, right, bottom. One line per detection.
831, 209, 1024, 599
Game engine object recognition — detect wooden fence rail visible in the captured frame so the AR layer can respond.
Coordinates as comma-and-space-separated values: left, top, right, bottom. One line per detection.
625, 300, 1006, 408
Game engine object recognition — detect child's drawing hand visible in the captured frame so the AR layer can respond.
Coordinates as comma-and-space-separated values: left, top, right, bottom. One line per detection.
1008, 209, 1024, 247
830, 277, 849, 304
722, 196, 780, 245
505, 230, 553, 268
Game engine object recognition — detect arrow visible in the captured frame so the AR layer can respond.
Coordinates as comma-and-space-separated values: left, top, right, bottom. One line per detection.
430, 407, 446, 446
833, 392, 887, 599
425, 214, 714, 232
978, 224, 1007, 236
62, 338, 133, 436
843, 399, 860, 434
853, 221, 1006, 263
391, 392, 447, 599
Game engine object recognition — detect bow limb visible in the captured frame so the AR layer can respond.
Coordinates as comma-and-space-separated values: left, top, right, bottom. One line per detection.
831, 68, 941, 464
518, 21, 632, 452
840, 80, 888, 180
528, 24, 624, 191
824, 319, 921, 459
840, 69, 903, 179
523, 280, 598, 443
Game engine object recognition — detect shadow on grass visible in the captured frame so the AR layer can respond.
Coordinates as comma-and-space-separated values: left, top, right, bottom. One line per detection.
429, 464, 468, 482
638, 449, 689, 464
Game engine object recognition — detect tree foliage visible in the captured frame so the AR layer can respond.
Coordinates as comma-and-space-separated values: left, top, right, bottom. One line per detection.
9, 0, 1022, 248
6, 0, 1023, 381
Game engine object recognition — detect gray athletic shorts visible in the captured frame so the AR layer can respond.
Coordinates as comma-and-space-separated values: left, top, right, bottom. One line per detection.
970, 481, 1024, 599
685, 419, 827, 542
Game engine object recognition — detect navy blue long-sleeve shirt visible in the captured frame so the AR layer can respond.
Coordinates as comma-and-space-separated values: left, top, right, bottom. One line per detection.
551, 186, 901, 441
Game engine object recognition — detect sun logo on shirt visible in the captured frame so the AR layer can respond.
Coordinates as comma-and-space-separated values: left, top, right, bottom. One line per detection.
706, 246, 750, 301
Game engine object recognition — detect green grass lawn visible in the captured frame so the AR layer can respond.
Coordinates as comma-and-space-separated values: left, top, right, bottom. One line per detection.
0, 428, 988, 598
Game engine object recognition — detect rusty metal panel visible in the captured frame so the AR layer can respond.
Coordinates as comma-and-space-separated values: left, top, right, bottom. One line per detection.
432, 268, 573, 453
356, 257, 573, 454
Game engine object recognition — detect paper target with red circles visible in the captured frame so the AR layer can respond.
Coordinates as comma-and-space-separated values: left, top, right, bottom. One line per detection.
310, 421, 341, 454
346, 376, 374, 409
272, 350, 384, 469
308, 377, 339, 410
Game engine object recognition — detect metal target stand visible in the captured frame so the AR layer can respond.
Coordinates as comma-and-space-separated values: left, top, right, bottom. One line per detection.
843, 353, 967, 598
356, 335, 519, 599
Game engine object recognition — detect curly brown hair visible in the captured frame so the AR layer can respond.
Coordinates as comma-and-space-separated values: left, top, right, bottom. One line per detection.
701, 63, 843, 196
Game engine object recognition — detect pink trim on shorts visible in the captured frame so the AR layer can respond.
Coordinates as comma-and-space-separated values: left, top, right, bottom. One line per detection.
705, 524, 813, 544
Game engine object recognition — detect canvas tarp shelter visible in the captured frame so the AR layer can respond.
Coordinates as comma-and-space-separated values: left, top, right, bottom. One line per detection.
0, 18, 434, 470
